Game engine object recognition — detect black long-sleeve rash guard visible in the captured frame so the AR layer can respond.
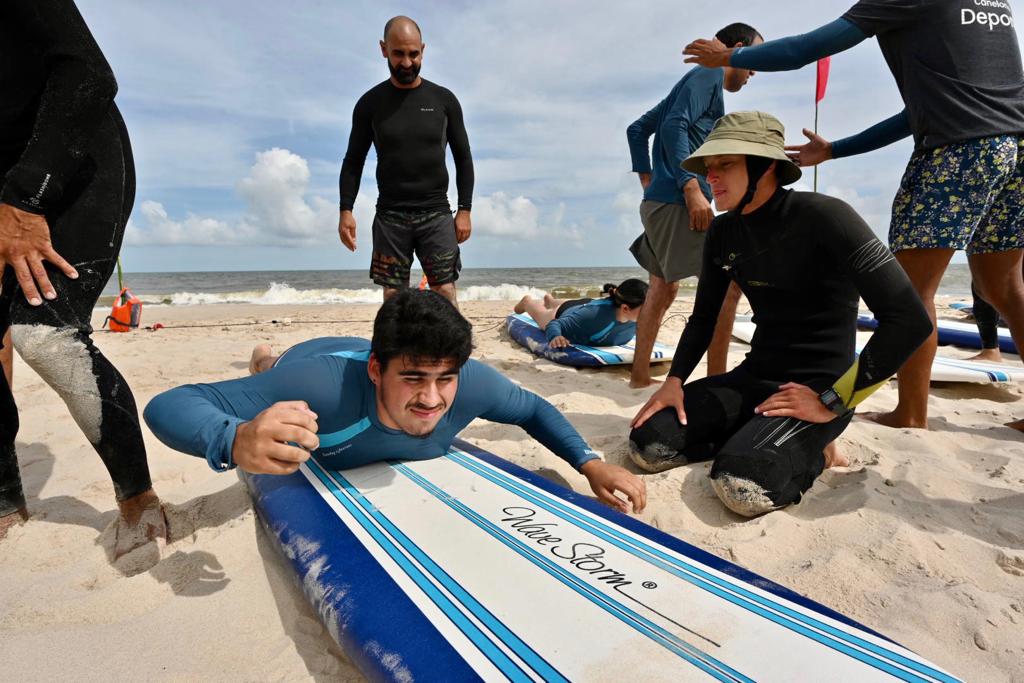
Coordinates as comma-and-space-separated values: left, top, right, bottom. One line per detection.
670, 188, 931, 410
0, 0, 119, 215
338, 79, 474, 213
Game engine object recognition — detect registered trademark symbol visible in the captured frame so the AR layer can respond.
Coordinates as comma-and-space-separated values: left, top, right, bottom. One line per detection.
642, 581, 657, 589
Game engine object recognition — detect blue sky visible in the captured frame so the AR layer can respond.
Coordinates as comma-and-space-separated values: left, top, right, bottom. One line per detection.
78, 0, 1007, 272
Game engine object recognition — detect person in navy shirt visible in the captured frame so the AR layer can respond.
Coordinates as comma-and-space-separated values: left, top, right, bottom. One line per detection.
146, 290, 646, 514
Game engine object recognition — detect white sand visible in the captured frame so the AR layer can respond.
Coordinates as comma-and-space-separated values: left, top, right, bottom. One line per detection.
1, 299, 1022, 682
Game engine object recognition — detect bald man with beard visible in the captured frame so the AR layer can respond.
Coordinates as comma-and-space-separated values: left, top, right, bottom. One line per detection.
338, 16, 474, 307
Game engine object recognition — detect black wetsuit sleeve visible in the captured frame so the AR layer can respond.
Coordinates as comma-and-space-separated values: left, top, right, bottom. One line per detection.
338, 93, 374, 211
446, 92, 474, 210
668, 225, 731, 382
1, 0, 118, 214
819, 202, 931, 408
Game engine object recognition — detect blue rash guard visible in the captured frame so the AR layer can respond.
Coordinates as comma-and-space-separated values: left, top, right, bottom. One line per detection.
626, 66, 724, 206
545, 299, 636, 347
144, 338, 599, 473
729, 18, 912, 158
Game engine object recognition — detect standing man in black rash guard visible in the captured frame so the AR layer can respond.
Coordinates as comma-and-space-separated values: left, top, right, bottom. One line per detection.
338, 16, 473, 306
0, 0, 167, 554
629, 112, 931, 517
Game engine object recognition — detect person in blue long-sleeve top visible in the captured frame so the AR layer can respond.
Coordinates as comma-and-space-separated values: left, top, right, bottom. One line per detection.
684, 1, 1024, 433
144, 290, 647, 514
513, 278, 648, 349
625, 22, 762, 389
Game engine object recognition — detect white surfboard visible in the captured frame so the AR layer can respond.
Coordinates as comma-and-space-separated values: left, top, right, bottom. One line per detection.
245, 440, 958, 682
732, 320, 1024, 383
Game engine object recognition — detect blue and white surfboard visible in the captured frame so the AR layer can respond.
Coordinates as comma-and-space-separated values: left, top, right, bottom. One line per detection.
244, 440, 958, 682
734, 320, 1023, 384
858, 314, 1017, 355
506, 313, 674, 367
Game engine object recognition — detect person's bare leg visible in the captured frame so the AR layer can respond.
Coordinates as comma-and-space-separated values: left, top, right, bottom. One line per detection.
861, 247, 954, 429
382, 286, 402, 301
969, 249, 1024, 360
823, 441, 849, 468
1006, 418, 1024, 432
707, 281, 741, 377
630, 275, 678, 388
1, 330, 11, 389
518, 297, 559, 329
431, 282, 458, 308
249, 344, 278, 375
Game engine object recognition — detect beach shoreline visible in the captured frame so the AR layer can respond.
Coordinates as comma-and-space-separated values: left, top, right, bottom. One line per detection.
1, 297, 1021, 682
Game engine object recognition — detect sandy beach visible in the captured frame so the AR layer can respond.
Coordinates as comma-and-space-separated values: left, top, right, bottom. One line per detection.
1, 297, 1022, 682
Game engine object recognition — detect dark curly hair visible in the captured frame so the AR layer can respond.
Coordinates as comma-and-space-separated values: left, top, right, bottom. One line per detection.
371, 289, 473, 369
715, 22, 762, 48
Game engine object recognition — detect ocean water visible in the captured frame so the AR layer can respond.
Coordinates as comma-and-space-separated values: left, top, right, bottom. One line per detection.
97, 264, 975, 308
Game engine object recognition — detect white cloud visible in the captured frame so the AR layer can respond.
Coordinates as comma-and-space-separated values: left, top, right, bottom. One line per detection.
472, 192, 541, 238
127, 148, 361, 247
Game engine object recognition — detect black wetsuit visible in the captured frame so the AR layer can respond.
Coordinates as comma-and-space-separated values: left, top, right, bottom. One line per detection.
0, 0, 152, 515
338, 79, 473, 288
631, 189, 931, 509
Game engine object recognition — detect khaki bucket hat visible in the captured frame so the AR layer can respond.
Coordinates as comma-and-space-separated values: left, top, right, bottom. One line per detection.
682, 111, 802, 186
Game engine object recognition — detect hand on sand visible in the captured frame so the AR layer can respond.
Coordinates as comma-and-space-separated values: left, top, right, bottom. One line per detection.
580, 460, 647, 514
548, 335, 571, 349
0, 202, 79, 305
784, 129, 833, 167
233, 401, 319, 474
631, 377, 685, 428
682, 37, 732, 67
755, 382, 836, 422
338, 210, 357, 251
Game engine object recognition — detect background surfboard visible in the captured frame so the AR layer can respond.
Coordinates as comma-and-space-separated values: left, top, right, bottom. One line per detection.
733, 319, 1023, 384
506, 313, 673, 367
857, 314, 1016, 355
244, 440, 959, 682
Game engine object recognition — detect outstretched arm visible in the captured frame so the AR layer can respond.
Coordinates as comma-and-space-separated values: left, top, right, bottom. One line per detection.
684, 18, 867, 71
786, 110, 912, 167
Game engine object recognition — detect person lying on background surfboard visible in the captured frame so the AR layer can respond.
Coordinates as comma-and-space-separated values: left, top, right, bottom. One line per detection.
144, 289, 646, 514
513, 278, 649, 349
629, 111, 931, 517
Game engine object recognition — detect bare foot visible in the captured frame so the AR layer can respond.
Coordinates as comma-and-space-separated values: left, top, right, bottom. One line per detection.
966, 349, 1004, 363
629, 376, 663, 389
113, 489, 168, 561
513, 296, 532, 315
823, 442, 849, 468
543, 293, 555, 307
249, 344, 275, 375
858, 410, 928, 430
1006, 418, 1024, 433
0, 506, 28, 542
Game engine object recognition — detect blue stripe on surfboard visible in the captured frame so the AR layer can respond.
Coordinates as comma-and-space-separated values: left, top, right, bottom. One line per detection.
446, 449, 957, 683
244, 469, 481, 681
392, 461, 752, 683
307, 459, 567, 683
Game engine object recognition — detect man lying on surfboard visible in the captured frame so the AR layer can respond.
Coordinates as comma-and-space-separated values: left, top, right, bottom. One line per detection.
630, 111, 931, 517
144, 289, 646, 514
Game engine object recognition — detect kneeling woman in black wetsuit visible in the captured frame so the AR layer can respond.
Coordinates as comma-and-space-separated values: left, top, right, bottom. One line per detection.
514, 279, 648, 348
630, 112, 931, 517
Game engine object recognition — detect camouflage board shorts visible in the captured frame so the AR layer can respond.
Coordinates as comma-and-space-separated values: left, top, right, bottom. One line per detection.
370, 208, 461, 288
890, 135, 1023, 255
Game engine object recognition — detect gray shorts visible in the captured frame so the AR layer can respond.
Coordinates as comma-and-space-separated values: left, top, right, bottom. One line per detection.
629, 200, 705, 282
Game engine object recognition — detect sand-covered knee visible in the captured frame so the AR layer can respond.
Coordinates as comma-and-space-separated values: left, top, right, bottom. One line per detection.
711, 474, 778, 517
11, 324, 102, 443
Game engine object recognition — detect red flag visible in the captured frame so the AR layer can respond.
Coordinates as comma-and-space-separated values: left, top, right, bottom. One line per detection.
815, 57, 831, 103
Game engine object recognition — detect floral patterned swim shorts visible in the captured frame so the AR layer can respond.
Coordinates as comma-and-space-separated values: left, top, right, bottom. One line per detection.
889, 135, 1023, 255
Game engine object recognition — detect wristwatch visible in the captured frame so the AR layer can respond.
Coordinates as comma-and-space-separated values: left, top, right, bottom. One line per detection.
819, 388, 852, 419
